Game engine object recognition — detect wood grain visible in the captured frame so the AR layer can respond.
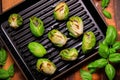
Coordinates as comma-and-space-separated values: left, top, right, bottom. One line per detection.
2, 0, 119, 80
2, 0, 23, 12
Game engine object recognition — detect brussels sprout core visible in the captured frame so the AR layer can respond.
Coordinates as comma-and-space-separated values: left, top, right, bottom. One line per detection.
82, 31, 96, 54
54, 2, 69, 20
48, 29, 67, 47
36, 59, 57, 75
67, 16, 83, 38
8, 13, 23, 29
60, 48, 78, 61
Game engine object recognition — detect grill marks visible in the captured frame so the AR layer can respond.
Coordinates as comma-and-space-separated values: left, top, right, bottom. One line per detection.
55, 5, 64, 12
71, 20, 80, 29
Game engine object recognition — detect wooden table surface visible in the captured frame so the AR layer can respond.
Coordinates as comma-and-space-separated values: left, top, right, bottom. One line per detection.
1, 0, 120, 80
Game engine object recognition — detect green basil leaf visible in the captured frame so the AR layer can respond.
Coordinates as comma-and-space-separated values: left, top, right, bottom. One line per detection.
6, 77, 11, 80
0, 48, 7, 66
8, 64, 14, 77
80, 69, 92, 80
104, 25, 117, 45
101, 0, 110, 9
105, 64, 115, 80
88, 58, 108, 69
98, 42, 109, 58
109, 53, 120, 63
113, 41, 120, 50
0, 69, 9, 79
109, 48, 116, 54
102, 9, 112, 19
101, 0, 106, 9
89, 68, 96, 74
105, 0, 110, 7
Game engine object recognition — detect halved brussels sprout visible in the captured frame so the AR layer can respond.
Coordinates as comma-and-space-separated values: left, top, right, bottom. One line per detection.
48, 29, 67, 47
67, 16, 83, 38
29, 16, 44, 37
82, 31, 96, 54
60, 48, 78, 61
8, 13, 23, 29
36, 58, 57, 75
54, 2, 69, 20
28, 42, 47, 57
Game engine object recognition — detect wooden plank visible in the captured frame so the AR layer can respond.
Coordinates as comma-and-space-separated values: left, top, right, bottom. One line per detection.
2, 0, 23, 12
0, 0, 2, 14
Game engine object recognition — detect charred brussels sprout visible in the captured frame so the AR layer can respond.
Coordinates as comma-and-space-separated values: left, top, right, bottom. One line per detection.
8, 13, 23, 29
54, 2, 69, 20
28, 42, 47, 57
60, 48, 78, 61
67, 16, 83, 38
36, 58, 57, 75
48, 29, 67, 47
82, 31, 96, 54
29, 16, 44, 37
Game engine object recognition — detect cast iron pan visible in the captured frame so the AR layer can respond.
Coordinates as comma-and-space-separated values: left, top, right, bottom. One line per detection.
0, 0, 107, 80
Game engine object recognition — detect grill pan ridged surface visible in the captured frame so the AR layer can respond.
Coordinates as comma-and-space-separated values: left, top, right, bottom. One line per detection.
1, 0, 106, 80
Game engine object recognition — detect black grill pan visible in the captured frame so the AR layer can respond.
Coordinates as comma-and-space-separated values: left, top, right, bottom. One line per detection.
0, 0, 107, 80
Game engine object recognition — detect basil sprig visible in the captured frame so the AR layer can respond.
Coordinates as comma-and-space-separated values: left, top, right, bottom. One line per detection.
0, 48, 15, 79
80, 1, 119, 79
80, 26, 120, 80
0, 64, 14, 79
